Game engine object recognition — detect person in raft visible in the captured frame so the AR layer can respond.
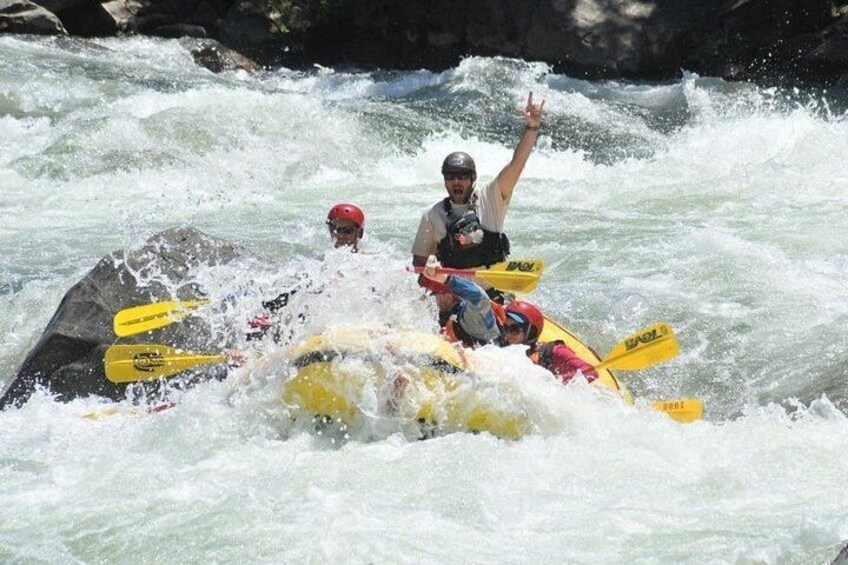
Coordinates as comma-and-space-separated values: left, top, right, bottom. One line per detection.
247, 203, 366, 338
501, 300, 598, 384
325, 202, 366, 251
411, 92, 545, 299
421, 258, 597, 383
421, 255, 504, 347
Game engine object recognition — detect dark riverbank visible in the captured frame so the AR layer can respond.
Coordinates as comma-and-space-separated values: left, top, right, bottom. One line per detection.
2, 0, 847, 88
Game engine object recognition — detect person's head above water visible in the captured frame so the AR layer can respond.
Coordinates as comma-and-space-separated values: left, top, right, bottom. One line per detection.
326, 203, 365, 249
441, 151, 476, 205
503, 301, 545, 346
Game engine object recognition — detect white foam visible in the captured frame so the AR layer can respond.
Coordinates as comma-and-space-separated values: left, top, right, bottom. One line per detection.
2, 40, 848, 563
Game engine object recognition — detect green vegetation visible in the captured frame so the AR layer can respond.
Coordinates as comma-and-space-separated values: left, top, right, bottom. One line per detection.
262, 0, 338, 35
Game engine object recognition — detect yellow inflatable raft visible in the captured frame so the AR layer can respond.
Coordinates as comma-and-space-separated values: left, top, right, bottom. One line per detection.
280, 320, 632, 439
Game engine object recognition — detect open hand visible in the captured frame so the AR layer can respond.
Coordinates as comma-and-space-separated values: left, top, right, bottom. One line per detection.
423, 255, 448, 284
226, 348, 247, 367
249, 312, 273, 328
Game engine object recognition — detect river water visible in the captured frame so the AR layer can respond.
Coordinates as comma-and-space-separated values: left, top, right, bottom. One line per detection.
1, 35, 847, 563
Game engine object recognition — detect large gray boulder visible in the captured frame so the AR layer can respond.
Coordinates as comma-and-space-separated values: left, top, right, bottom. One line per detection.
834, 542, 848, 564
0, 0, 67, 34
183, 37, 261, 72
0, 227, 247, 409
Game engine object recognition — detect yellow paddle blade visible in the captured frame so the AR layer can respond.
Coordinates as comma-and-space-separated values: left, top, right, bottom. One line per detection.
595, 322, 680, 371
652, 398, 703, 423
113, 299, 210, 337
104, 344, 226, 383
81, 406, 121, 420
474, 258, 544, 293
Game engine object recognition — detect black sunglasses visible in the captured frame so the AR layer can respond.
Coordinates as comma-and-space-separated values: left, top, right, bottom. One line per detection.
328, 224, 358, 236
503, 323, 525, 334
443, 172, 472, 181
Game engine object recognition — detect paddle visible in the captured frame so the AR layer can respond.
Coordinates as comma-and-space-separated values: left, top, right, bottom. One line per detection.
594, 322, 680, 371
651, 398, 703, 423
590, 323, 700, 422
102, 341, 703, 423
104, 322, 679, 383
104, 344, 227, 383
113, 299, 210, 337
114, 258, 543, 338
408, 258, 544, 294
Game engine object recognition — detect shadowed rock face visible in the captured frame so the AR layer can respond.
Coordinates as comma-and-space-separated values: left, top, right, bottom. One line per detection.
3, 0, 846, 87
834, 542, 848, 564
0, 227, 247, 409
304, 0, 845, 86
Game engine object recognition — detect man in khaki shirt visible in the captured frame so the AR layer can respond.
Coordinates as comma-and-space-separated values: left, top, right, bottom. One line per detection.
411, 92, 546, 285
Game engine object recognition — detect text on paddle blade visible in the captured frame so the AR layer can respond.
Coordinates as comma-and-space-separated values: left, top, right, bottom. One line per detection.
133, 352, 165, 372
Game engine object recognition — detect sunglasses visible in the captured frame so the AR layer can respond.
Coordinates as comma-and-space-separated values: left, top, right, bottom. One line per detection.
503, 323, 525, 335
328, 224, 358, 236
443, 172, 472, 181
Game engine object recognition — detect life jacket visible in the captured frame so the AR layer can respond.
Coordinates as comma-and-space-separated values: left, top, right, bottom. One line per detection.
443, 302, 507, 347
435, 197, 510, 269
528, 340, 599, 383
527, 341, 564, 371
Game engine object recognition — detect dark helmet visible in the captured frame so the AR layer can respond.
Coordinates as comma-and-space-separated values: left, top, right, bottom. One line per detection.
327, 203, 365, 229
505, 301, 545, 344
441, 152, 476, 180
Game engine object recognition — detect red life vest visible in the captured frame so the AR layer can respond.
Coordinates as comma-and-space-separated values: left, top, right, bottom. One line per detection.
528, 341, 599, 383
528, 341, 563, 369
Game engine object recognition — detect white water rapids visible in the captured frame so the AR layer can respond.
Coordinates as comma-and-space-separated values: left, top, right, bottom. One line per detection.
1, 35, 847, 563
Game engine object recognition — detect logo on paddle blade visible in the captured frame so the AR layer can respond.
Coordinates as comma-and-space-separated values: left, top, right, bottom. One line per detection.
505, 261, 536, 272
657, 400, 684, 411
624, 326, 667, 351
133, 352, 165, 372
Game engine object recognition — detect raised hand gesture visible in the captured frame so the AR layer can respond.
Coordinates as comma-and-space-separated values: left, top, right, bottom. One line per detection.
520, 91, 545, 129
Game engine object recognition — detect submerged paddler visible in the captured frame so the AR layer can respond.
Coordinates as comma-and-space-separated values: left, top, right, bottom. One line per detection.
422, 259, 597, 383
421, 256, 505, 347
411, 92, 545, 301
248, 203, 367, 339
502, 301, 598, 384
325, 202, 366, 251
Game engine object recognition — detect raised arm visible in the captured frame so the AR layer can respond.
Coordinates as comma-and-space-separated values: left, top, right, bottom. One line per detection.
444, 275, 499, 339
495, 91, 546, 200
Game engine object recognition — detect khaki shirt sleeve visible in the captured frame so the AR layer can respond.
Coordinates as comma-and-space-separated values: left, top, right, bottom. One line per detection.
478, 178, 510, 232
411, 211, 438, 258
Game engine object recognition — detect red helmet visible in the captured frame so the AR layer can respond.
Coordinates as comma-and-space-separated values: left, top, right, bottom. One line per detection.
327, 203, 365, 229
505, 301, 545, 343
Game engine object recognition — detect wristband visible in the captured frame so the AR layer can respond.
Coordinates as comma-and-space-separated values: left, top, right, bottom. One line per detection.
525, 125, 540, 131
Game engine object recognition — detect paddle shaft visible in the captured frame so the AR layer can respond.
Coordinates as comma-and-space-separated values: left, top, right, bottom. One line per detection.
411, 266, 483, 277
408, 258, 543, 294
